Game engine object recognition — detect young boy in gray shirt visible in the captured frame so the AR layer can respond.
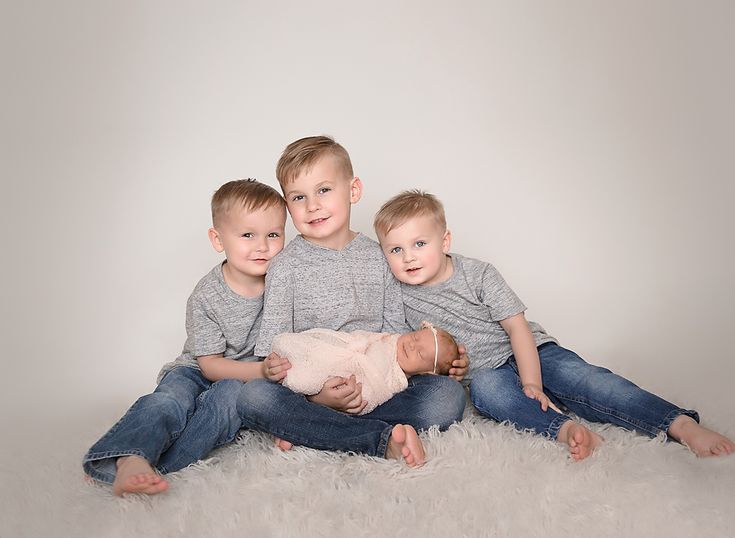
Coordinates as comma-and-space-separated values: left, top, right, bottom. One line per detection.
83, 179, 288, 495
374, 190, 734, 460
239, 136, 469, 467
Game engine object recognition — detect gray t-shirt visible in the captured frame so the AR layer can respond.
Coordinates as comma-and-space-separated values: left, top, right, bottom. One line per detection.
401, 253, 556, 379
157, 263, 263, 381
254, 233, 410, 356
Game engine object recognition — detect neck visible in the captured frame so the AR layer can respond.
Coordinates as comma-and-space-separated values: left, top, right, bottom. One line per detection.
303, 229, 357, 251
221, 262, 264, 297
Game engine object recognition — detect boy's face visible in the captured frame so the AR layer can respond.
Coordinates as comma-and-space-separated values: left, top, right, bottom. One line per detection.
283, 155, 362, 249
379, 215, 451, 286
209, 204, 286, 280
396, 328, 437, 376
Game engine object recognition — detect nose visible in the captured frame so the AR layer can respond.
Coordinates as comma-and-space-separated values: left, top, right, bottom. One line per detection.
402, 249, 415, 263
306, 197, 320, 212
255, 236, 268, 252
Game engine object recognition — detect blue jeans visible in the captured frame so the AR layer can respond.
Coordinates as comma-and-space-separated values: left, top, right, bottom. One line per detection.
238, 375, 466, 457
469, 343, 699, 440
82, 367, 244, 483
159, 374, 467, 467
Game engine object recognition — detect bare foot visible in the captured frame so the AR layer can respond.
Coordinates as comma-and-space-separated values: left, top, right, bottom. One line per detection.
558, 421, 602, 461
668, 415, 735, 457
112, 455, 168, 496
274, 437, 293, 451
385, 424, 425, 467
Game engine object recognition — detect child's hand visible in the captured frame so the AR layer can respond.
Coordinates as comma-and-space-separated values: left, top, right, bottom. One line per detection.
449, 344, 470, 381
522, 383, 561, 413
262, 352, 292, 383
308, 375, 367, 414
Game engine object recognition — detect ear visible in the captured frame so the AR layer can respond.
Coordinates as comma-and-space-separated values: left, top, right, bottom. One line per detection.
442, 229, 452, 254
349, 177, 363, 204
208, 227, 225, 253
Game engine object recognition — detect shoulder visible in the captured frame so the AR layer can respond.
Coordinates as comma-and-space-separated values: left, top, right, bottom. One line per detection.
351, 234, 390, 266
451, 253, 500, 281
188, 264, 224, 303
264, 239, 309, 277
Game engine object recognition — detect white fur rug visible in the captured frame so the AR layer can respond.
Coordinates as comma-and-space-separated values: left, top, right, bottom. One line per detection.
3, 407, 734, 538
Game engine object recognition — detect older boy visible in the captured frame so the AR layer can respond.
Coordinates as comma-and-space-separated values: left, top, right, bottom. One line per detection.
374, 190, 734, 459
83, 179, 287, 495
237, 136, 468, 467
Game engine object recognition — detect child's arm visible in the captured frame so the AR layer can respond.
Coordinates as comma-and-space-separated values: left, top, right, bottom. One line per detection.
499, 313, 556, 412
197, 353, 291, 383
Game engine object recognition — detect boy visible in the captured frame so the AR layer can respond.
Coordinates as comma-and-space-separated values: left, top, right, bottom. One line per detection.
274, 323, 459, 414
374, 190, 734, 460
183, 136, 468, 468
83, 179, 287, 495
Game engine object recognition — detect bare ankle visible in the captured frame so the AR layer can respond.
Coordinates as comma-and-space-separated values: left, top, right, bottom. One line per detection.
667, 414, 697, 442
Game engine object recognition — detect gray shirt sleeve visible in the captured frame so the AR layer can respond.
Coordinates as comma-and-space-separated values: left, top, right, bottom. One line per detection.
254, 262, 294, 357
186, 292, 227, 357
478, 262, 526, 321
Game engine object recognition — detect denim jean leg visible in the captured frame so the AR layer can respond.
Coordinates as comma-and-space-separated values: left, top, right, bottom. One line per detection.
156, 378, 246, 473
237, 379, 394, 458
364, 375, 467, 431
538, 343, 699, 437
82, 366, 210, 484
469, 363, 571, 439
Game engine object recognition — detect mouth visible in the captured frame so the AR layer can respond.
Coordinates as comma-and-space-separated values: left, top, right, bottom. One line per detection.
250, 258, 270, 264
406, 267, 421, 274
308, 217, 329, 225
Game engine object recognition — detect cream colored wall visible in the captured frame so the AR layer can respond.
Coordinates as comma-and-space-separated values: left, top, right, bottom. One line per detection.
2, 1, 733, 431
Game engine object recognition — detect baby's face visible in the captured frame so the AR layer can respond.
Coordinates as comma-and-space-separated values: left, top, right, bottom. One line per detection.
396, 328, 437, 376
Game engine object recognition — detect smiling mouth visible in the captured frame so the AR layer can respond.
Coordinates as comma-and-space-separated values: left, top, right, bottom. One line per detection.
406, 267, 421, 273
308, 217, 329, 225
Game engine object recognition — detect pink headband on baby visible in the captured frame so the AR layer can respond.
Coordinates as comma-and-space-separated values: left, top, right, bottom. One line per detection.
421, 321, 439, 374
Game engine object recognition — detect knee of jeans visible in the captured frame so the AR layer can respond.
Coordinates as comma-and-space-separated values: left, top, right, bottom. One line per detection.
236, 379, 280, 416
424, 378, 467, 430
469, 369, 517, 414
136, 391, 189, 422
201, 379, 245, 412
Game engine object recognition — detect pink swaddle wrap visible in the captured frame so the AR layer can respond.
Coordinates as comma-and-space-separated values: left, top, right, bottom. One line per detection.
273, 329, 408, 415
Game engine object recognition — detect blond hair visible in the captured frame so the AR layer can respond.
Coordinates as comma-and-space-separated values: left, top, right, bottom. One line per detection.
275, 135, 353, 190
435, 328, 459, 376
211, 179, 286, 227
373, 190, 447, 237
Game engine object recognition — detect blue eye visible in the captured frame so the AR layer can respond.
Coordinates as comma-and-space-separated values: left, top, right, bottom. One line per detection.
390, 246, 402, 254
416, 241, 426, 247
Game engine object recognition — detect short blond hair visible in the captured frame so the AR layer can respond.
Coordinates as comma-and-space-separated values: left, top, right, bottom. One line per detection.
373, 190, 447, 237
435, 328, 459, 376
275, 135, 353, 190
211, 179, 286, 227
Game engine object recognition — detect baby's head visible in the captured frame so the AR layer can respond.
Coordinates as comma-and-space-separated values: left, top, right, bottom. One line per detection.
396, 322, 459, 377
374, 190, 452, 286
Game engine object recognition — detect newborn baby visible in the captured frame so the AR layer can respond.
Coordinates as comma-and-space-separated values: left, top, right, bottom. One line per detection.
272, 323, 459, 414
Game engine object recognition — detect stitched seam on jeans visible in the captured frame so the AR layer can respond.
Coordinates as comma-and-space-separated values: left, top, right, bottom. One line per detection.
552, 394, 660, 436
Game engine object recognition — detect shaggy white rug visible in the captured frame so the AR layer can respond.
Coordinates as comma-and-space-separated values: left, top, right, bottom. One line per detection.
3, 405, 734, 538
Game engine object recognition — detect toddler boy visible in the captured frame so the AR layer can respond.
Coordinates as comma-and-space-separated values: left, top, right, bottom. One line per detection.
374, 190, 734, 460
83, 179, 287, 495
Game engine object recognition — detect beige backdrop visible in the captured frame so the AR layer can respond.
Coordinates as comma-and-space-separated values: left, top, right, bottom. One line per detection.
2, 1, 733, 448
